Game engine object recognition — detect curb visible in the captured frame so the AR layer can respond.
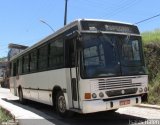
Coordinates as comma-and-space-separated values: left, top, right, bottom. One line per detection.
0, 106, 18, 125
134, 104, 160, 110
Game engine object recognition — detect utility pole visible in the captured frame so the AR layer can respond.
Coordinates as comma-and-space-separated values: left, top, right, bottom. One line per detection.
64, 0, 68, 26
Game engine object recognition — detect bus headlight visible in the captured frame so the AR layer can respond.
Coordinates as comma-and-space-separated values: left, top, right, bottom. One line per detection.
92, 93, 97, 98
139, 88, 143, 93
144, 87, 148, 92
99, 92, 104, 98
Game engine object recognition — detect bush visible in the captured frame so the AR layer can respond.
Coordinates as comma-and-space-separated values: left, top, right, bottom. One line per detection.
144, 42, 160, 81
142, 29, 160, 44
148, 73, 160, 105
0, 107, 12, 122
142, 29, 160, 105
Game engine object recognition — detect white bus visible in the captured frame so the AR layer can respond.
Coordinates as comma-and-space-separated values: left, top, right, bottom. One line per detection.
9, 19, 148, 117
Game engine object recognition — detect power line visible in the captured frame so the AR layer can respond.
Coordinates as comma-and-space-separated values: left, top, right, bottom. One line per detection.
135, 13, 160, 24
76, 0, 132, 18
102, 0, 138, 18
82, 0, 111, 8
110, 0, 138, 18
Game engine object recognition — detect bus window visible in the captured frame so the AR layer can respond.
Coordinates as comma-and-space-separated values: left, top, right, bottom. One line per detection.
38, 45, 48, 70
30, 50, 37, 72
13, 62, 17, 76
49, 39, 64, 68
18, 58, 22, 74
22, 55, 29, 73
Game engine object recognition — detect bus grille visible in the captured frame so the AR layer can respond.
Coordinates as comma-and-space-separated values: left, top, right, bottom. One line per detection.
106, 88, 138, 97
98, 77, 142, 90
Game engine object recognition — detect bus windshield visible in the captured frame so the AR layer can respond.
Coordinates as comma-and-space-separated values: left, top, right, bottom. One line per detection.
81, 33, 146, 78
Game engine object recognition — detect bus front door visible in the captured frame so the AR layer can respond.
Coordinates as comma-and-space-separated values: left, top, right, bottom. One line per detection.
69, 39, 80, 109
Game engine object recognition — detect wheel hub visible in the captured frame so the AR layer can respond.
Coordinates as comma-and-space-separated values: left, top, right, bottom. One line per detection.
58, 95, 66, 113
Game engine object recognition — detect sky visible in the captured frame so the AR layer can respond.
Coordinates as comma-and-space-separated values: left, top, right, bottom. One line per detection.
0, 0, 160, 57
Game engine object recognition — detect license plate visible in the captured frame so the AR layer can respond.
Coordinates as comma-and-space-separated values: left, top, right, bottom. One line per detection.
120, 100, 130, 106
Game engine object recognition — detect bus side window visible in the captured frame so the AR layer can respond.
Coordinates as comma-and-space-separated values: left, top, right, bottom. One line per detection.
49, 39, 64, 68
22, 55, 29, 73
16, 60, 19, 75
18, 58, 22, 74
30, 50, 37, 72
69, 40, 75, 67
38, 45, 48, 70
13, 62, 17, 76
9, 62, 12, 76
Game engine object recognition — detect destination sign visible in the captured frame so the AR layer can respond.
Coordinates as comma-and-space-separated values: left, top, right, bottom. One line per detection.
81, 21, 140, 34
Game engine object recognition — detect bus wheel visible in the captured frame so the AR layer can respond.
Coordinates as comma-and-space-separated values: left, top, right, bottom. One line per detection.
19, 88, 26, 104
56, 91, 67, 116
56, 91, 74, 117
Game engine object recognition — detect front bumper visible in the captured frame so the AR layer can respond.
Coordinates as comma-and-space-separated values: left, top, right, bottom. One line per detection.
82, 96, 141, 114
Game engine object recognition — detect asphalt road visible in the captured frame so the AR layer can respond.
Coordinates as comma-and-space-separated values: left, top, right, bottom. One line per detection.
6, 99, 160, 125
7, 100, 146, 125
1, 88, 160, 125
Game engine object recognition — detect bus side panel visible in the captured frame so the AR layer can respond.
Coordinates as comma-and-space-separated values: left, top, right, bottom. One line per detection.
64, 68, 73, 109
9, 77, 17, 96
47, 68, 69, 106
9, 77, 14, 95
15, 68, 69, 106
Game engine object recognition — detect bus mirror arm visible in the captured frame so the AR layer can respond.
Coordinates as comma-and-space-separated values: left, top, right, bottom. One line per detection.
76, 33, 83, 51
76, 40, 83, 51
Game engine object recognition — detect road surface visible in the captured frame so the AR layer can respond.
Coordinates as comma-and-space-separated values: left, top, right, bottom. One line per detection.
0, 88, 160, 125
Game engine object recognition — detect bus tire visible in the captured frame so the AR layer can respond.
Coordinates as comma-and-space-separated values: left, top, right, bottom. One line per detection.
56, 91, 74, 117
18, 88, 26, 104
108, 109, 118, 113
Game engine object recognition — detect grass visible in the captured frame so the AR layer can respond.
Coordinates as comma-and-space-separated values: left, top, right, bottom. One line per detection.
142, 29, 160, 44
0, 107, 12, 123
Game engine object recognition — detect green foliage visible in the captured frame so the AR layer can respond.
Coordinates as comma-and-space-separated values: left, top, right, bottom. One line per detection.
148, 74, 160, 104
142, 29, 160, 44
0, 57, 7, 61
144, 42, 160, 80
142, 29, 160, 105
0, 107, 12, 122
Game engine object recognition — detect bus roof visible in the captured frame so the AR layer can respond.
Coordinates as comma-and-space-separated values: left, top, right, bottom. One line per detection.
80, 19, 134, 25
10, 19, 136, 61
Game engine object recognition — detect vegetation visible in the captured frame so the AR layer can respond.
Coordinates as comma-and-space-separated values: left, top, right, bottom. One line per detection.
142, 29, 160, 105
0, 57, 7, 62
148, 73, 160, 104
0, 107, 12, 123
142, 29, 160, 44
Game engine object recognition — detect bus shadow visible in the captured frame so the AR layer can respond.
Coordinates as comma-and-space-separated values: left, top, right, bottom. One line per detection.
61, 112, 147, 125
2, 98, 147, 125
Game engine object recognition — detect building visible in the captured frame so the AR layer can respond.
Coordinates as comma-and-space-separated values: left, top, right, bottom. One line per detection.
0, 61, 7, 87
0, 43, 28, 88
8, 43, 28, 60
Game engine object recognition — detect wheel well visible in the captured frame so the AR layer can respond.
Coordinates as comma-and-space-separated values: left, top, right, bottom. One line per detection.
52, 86, 62, 108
